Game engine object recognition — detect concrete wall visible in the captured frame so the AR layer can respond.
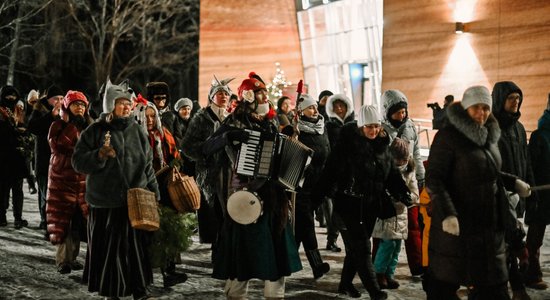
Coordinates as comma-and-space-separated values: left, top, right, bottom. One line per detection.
199, 0, 303, 106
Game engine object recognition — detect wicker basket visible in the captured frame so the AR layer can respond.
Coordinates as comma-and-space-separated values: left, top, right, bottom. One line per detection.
167, 168, 201, 213
127, 188, 160, 231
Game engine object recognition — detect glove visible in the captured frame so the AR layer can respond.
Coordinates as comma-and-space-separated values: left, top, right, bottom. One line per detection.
442, 216, 460, 236
226, 129, 249, 144
515, 179, 531, 198
98, 145, 116, 160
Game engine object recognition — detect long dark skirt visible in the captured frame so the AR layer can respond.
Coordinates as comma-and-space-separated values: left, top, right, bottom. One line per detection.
83, 206, 153, 297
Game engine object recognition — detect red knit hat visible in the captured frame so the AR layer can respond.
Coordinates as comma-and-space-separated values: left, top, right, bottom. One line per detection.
237, 72, 267, 99
63, 90, 88, 110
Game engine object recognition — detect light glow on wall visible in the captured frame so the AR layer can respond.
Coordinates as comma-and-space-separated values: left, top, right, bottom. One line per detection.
453, 0, 477, 22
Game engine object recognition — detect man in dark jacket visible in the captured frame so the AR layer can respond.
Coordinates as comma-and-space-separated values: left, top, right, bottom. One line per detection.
28, 85, 64, 232
492, 81, 538, 297
0, 86, 29, 228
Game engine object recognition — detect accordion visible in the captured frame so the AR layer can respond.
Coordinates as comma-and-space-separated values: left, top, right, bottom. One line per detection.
235, 129, 314, 190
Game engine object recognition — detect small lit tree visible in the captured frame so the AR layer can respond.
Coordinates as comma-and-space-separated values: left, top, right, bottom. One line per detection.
266, 62, 292, 104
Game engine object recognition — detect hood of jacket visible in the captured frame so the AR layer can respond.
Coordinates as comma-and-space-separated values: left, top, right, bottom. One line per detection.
447, 102, 500, 147
326, 94, 354, 123
491, 81, 522, 128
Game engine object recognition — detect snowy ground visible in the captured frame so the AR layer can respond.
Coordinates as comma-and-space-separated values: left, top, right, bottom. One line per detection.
1, 185, 550, 299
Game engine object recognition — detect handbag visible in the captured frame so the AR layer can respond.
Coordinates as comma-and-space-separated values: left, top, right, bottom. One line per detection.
166, 167, 201, 213
483, 149, 518, 231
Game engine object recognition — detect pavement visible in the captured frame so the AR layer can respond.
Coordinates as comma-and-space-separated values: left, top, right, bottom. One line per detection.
1, 184, 550, 299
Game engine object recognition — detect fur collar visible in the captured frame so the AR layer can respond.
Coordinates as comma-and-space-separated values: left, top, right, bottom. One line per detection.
447, 102, 500, 146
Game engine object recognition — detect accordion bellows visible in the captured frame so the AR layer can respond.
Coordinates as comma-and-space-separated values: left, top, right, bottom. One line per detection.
167, 168, 201, 213
127, 188, 160, 231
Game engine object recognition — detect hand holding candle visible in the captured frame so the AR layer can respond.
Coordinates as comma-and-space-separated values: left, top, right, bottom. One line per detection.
98, 130, 116, 160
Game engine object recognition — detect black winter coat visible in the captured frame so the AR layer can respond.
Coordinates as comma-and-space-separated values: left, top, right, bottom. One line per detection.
426, 102, 517, 286
526, 109, 550, 225
28, 103, 58, 177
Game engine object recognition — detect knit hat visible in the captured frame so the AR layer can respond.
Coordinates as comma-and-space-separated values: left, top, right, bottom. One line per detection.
461, 85, 492, 110
208, 76, 235, 101
390, 137, 410, 161
103, 79, 134, 113
237, 72, 266, 100
297, 94, 317, 111
382, 89, 408, 120
357, 105, 381, 127
174, 97, 193, 112
63, 90, 88, 110
45, 85, 64, 100
146, 82, 170, 101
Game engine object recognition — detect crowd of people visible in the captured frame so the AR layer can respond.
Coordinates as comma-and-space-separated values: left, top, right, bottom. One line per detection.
0, 76, 549, 300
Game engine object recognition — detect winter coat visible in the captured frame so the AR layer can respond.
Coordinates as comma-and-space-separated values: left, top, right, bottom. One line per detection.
526, 109, 550, 225
0, 87, 29, 179
315, 122, 409, 233
72, 114, 159, 208
372, 161, 419, 240
46, 120, 88, 244
203, 108, 302, 281
181, 106, 223, 202
492, 81, 537, 217
28, 101, 58, 177
382, 93, 425, 184
426, 102, 518, 286
171, 113, 190, 150
296, 115, 330, 209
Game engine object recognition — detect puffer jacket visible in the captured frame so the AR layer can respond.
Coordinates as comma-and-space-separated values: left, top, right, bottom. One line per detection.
372, 161, 419, 240
72, 114, 159, 208
491, 81, 537, 217
382, 91, 425, 184
46, 120, 88, 244
426, 102, 518, 286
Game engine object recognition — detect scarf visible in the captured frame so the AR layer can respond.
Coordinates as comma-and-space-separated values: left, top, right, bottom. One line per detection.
298, 115, 325, 134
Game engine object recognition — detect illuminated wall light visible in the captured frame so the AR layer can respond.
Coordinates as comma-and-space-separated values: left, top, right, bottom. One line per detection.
455, 22, 465, 34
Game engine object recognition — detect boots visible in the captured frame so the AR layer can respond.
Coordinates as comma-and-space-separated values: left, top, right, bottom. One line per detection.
385, 275, 400, 289
162, 262, 188, 288
338, 283, 361, 298
376, 273, 388, 289
305, 249, 330, 279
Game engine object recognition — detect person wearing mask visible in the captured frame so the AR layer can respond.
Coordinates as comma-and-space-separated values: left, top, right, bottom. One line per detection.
425, 85, 531, 300
46, 90, 93, 274
73, 80, 159, 300
0, 86, 29, 228
28, 85, 64, 233
524, 101, 550, 291
203, 72, 301, 299
315, 105, 411, 300
381, 89, 424, 277
182, 76, 234, 244
491, 81, 537, 299
294, 94, 331, 279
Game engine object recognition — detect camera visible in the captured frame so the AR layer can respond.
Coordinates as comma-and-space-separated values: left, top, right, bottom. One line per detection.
427, 102, 441, 111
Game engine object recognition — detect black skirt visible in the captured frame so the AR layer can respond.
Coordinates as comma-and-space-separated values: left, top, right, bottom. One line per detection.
83, 206, 153, 297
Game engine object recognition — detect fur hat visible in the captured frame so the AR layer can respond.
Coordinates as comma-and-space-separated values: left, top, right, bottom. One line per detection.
27, 89, 39, 102
390, 137, 410, 161
357, 105, 381, 127
103, 79, 134, 113
45, 85, 64, 100
208, 76, 235, 101
146, 82, 170, 101
237, 72, 266, 100
174, 97, 193, 112
63, 90, 88, 110
461, 85, 492, 110
297, 94, 317, 111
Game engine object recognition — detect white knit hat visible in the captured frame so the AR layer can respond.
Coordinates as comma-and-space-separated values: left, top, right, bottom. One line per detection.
461, 85, 492, 110
357, 105, 381, 127
297, 94, 317, 111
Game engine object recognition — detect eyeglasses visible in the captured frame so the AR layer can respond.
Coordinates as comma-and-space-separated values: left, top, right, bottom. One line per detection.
153, 96, 167, 101
71, 102, 87, 108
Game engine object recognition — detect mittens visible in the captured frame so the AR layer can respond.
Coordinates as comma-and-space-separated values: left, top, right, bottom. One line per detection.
442, 215, 460, 236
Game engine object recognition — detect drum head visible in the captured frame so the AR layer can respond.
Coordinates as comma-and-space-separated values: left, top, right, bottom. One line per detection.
227, 190, 262, 225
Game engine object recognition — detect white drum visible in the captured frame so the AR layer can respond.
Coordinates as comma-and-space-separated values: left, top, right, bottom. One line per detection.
227, 189, 263, 225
